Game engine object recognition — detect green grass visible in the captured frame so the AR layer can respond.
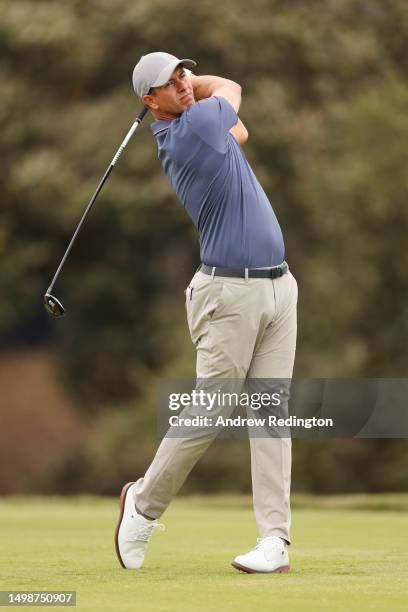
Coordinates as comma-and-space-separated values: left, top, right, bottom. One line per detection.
0, 495, 407, 611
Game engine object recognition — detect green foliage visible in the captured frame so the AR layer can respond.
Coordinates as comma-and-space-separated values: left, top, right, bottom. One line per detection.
1, 0, 408, 492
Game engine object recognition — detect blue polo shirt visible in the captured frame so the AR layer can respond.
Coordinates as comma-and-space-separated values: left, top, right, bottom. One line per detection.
151, 96, 285, 268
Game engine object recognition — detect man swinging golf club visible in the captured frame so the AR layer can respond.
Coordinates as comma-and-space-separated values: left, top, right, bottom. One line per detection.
115, 52, 298, 574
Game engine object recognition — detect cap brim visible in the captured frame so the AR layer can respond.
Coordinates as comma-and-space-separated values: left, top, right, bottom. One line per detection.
152, 59, 197, 88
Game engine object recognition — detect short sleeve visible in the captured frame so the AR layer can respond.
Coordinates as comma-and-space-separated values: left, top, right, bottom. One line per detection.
185, 96, 238, 153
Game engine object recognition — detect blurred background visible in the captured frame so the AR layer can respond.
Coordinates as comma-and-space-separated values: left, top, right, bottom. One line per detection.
1, 0, 407, 496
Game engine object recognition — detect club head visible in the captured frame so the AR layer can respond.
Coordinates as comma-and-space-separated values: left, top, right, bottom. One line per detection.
44, 293, 66, 317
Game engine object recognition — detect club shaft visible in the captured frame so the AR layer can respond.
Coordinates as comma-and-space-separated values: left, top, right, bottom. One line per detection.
46, 107, 149, 294
47, 165, 113, 294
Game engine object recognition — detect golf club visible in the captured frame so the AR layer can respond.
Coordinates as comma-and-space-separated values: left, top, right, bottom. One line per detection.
44, 105, 149, 317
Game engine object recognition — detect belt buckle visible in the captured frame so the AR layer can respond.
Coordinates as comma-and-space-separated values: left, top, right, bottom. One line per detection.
272, 264, 283, 279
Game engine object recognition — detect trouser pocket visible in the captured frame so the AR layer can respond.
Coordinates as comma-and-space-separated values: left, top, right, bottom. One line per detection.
185, 276, 224, 346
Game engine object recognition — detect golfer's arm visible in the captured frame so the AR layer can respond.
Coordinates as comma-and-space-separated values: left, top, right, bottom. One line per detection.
230, 117, 248, 145
191, 74, 242, 112
190, 74, 248, 144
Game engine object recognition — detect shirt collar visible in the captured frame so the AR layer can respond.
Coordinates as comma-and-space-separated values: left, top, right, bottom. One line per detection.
151, 119, 172, 136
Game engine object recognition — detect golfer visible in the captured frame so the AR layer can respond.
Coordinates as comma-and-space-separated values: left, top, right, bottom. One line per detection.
115, 52, 298, 574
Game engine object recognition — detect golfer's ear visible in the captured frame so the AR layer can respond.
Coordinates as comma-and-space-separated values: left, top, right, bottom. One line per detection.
142, 93, 158, 111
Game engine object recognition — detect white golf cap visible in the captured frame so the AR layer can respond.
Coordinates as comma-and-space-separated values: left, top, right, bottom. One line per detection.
132, 52, 197, 98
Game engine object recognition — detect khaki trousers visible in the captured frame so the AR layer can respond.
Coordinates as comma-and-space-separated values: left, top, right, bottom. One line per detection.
134, 267, 298, 543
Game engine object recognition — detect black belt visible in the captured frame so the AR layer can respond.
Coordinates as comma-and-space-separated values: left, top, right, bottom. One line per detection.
200, 261, 288, 279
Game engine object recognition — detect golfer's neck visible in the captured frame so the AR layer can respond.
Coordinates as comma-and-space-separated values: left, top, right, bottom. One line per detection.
152, 110, 181, 121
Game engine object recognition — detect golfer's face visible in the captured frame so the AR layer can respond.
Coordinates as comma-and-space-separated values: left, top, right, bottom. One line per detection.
151, 67, 195, 115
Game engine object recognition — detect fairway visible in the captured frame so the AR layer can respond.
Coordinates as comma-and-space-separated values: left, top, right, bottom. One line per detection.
0, 495, 407, 611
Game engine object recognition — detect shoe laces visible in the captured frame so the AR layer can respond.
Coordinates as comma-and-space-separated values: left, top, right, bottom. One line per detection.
254, 536, 283, 552
129, 520, 165, 543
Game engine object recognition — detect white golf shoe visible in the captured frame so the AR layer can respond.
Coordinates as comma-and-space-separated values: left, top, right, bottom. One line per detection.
115, 482, 165, 569
231, 536, 290, 573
